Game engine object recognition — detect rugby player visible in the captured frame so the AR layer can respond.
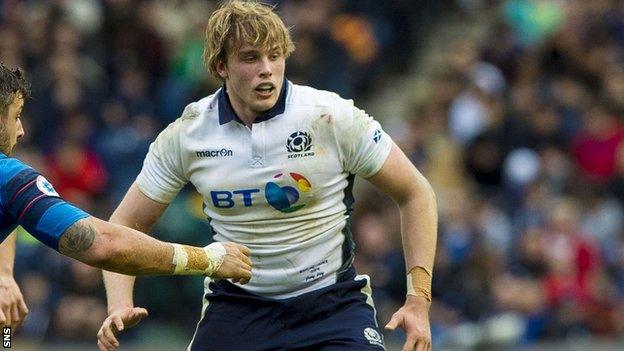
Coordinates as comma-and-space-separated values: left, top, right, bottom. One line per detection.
99, 1, 437, 351
0, 63, 253, 332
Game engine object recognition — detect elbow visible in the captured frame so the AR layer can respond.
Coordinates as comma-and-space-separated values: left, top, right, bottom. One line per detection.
399, 174, 437, 208
58, 218, 134, 272
415, 182, 437, 212
85, 230, 125, 269
420, 178, 437, 206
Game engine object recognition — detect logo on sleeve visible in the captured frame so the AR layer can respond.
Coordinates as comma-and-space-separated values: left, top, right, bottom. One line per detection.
286, 131, 315, 159
36, 175, 59, 197
372, 129, 382, 143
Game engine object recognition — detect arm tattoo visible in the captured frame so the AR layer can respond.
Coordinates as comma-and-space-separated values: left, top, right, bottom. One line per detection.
59, 219, 96, 254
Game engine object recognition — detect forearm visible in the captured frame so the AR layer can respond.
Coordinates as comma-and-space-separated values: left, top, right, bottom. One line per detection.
104, 271, 137, 311
366, 144, 438, 274
0, 231, 16, 275
98, 222, 177, 275
59, 217, 176, 276
102, 211, 139, 310
103, 186, 164, 310
398, 179, 437, 272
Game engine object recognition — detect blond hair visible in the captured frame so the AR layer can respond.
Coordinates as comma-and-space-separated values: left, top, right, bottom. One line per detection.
204, 0, 295, 80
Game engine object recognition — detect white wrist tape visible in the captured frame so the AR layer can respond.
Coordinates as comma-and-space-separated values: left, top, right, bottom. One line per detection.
203, 242, 227, 275
172, 243, 226, 276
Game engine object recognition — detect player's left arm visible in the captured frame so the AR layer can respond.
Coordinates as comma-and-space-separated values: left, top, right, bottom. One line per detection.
0, 230, 29, 328
365, 142, 437, 351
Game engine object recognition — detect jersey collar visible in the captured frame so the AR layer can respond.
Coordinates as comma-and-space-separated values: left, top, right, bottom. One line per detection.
218, 79, 289, 125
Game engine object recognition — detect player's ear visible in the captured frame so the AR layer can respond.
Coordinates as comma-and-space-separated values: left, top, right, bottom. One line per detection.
216, 60, 228, 79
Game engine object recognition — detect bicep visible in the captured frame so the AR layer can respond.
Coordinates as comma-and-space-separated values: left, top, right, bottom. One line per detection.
366, 142, 431, 204
110, 182, 168, 233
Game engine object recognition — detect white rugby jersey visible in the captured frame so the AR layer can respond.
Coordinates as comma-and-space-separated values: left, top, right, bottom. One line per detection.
137, 80, 393, 298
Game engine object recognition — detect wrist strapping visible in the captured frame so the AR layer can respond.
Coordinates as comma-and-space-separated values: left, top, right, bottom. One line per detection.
172, 243, 226, 276
406, 266, 432, 301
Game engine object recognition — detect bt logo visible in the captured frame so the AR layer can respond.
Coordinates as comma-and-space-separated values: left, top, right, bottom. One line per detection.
210, 189, 259, 208
210, 172, 312, 213
265, 172, 312, 213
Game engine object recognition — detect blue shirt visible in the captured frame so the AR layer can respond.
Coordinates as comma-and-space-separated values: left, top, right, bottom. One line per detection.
0, 153, 89, 251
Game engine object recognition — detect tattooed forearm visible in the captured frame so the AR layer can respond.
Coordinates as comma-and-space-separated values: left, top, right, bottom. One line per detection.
57, 217, 174, 275
59, 219, 96, 254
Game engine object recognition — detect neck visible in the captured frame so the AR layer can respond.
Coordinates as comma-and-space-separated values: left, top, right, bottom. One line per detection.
227, 94, 260, 128
236, 110, 258, 128
219, 80, 288, 127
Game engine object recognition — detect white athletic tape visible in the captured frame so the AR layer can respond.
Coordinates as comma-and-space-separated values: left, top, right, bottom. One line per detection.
203, 242, 226, 275
172, 242, 226, 276
406, 272, 416, 296
172, 243, 188, 274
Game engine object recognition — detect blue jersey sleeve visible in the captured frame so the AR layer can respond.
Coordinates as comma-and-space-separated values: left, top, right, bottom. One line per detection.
0, 158, 89, 251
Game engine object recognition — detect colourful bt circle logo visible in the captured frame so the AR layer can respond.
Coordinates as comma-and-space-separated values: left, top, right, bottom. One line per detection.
265, 172, 312, 213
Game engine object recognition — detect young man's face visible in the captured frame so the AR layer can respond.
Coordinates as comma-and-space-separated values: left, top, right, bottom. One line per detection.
217, 44, 285, 120
0, 93, 25, 155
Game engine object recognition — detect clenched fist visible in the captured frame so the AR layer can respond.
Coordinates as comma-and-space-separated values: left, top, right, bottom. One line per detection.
209, 242, 252, 284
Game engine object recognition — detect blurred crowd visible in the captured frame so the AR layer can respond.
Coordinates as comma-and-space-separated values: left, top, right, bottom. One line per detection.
0, 0, 443, 347
7, 0, 624, 349
356, 0, 624, 348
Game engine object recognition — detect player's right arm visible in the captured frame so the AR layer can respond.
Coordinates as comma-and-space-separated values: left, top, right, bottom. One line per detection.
102, 183, 167, 316
99, 183, 248, 351
103, 115, 192, 311
99, 112, 232, 350
99, 183, 165, 351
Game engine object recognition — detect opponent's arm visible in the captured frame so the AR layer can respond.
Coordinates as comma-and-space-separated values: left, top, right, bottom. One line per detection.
0, 231, 28, 328
366, 143, 437, 351
59, 216, 243, 276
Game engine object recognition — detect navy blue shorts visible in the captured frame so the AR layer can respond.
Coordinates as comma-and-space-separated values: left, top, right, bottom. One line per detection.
188, 268, 385, 350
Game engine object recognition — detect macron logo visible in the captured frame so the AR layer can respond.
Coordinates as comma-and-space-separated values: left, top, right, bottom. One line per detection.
196, 149, 233, 158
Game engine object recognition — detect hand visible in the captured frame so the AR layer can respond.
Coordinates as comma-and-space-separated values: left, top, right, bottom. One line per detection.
0, 275, 28, 328
385, 295, 432, 351
210, 242, 252, 284
97, 306, 148, 351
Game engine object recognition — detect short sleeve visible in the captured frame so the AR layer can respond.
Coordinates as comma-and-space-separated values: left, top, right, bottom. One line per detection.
136, 120, 188, 204
335, 99, 393, 178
